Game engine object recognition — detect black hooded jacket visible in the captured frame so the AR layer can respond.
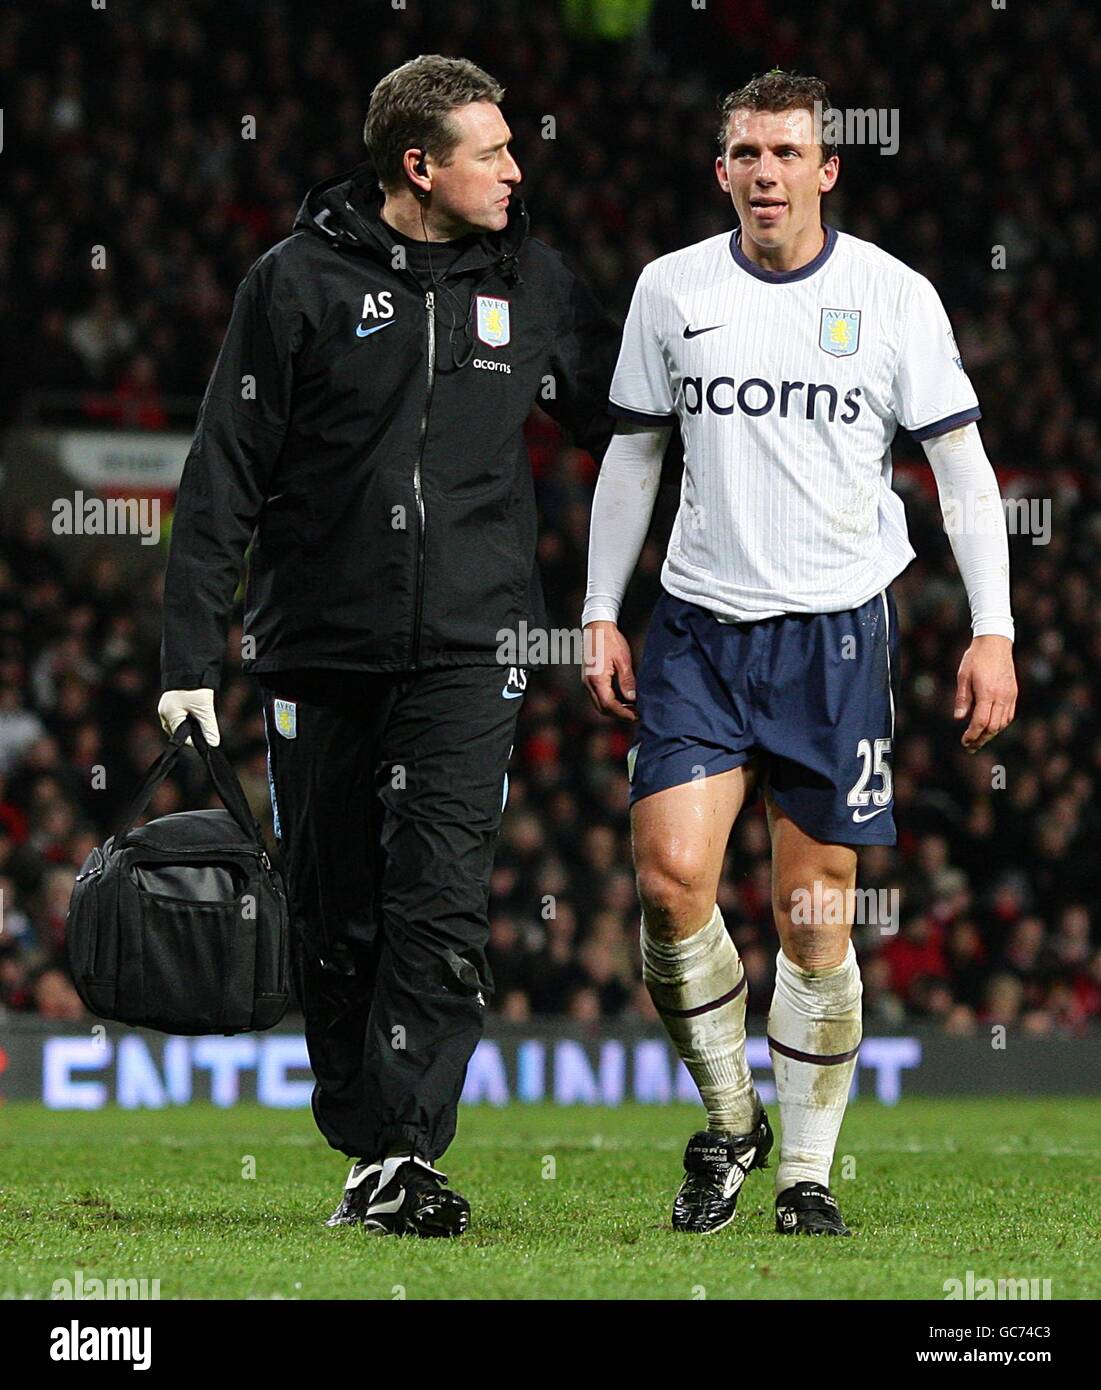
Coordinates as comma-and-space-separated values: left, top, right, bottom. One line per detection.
161, 162, 619, 691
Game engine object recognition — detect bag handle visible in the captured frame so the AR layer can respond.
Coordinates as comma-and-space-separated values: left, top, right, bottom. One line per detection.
110, 716, 267, 855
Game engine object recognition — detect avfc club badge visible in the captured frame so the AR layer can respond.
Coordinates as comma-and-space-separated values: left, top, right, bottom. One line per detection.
476, 295, 511, 348
273, 698, 297, 739
819, 308, 861, 357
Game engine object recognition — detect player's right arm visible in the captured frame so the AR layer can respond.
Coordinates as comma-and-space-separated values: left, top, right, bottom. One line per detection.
159, 257, 298, 740
582, 260, 677, 720
582, 420, 671, 720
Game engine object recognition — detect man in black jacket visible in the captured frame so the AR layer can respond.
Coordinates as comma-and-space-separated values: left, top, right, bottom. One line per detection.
157, 55, 618, 1236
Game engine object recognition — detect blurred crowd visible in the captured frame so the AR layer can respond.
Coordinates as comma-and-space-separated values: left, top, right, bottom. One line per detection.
1, 0, 1098, 1032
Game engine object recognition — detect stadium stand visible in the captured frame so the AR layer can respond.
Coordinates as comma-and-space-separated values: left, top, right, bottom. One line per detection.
1, 0, 1098, 1032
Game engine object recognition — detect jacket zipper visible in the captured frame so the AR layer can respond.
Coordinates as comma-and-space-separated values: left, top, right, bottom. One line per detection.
410, 289, 435, 669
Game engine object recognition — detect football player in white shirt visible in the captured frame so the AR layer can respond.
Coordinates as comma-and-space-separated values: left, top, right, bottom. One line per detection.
583, 71, 1017, 1236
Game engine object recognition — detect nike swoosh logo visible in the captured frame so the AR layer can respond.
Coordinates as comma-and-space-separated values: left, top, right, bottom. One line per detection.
356, 320, 395, 338
683, 324, 724, 339
852, 805, 890, 823
502, 689, 524, 700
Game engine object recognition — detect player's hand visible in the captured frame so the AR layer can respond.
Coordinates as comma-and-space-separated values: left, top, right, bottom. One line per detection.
157, 688, 221, 747
954, 635, 1016, 752
582, 620, 638, 722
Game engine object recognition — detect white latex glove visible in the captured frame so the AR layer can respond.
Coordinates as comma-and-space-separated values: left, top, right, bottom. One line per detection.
157, 688, 221, 747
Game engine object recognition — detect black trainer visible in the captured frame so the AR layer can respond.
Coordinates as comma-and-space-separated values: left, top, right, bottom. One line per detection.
671, 1106, 774, 1234
775, 1181, 851, 1235
360, 1155, 471, 1238
325, 1158, 384, 1227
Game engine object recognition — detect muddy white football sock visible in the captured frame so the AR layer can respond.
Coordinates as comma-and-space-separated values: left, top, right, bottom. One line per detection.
768, 941, 862, 1192
641, 905, 758, 1134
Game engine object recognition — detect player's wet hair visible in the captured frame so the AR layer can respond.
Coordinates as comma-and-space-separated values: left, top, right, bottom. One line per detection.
364, 54, 505, 191
718, 70, 837, 165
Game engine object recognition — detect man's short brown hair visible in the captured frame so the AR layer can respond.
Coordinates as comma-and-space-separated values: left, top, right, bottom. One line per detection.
718, 69, 836, 164
364, 54, 505, 191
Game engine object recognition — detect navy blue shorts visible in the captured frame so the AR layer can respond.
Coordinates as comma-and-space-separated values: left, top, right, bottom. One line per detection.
628, 587, 900, 846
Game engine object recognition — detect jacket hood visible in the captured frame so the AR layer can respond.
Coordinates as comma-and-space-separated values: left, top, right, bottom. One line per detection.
293, 160, 528, 283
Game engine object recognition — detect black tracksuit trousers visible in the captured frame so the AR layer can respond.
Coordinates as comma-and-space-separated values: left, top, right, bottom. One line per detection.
257, 664, 524, 1163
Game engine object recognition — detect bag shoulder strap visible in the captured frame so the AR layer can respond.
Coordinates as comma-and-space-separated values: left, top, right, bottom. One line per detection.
110, 717, 265, 853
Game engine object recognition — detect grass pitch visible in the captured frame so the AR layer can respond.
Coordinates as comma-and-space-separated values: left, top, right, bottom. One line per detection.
1, 1099, 1096, 1300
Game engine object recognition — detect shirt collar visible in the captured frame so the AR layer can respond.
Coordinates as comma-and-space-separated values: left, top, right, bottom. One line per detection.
729, 223, 838, 284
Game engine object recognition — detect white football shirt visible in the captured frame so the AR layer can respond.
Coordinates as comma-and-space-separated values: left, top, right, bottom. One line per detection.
609, 224, 981, 619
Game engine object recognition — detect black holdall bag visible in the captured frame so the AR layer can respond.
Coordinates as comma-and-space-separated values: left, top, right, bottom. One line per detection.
66, 715, 290, 1035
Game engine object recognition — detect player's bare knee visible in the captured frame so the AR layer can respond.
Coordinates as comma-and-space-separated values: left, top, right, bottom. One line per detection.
773, 848, 854, 908
636, 860, 713, 940
772, 862, 855, 959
